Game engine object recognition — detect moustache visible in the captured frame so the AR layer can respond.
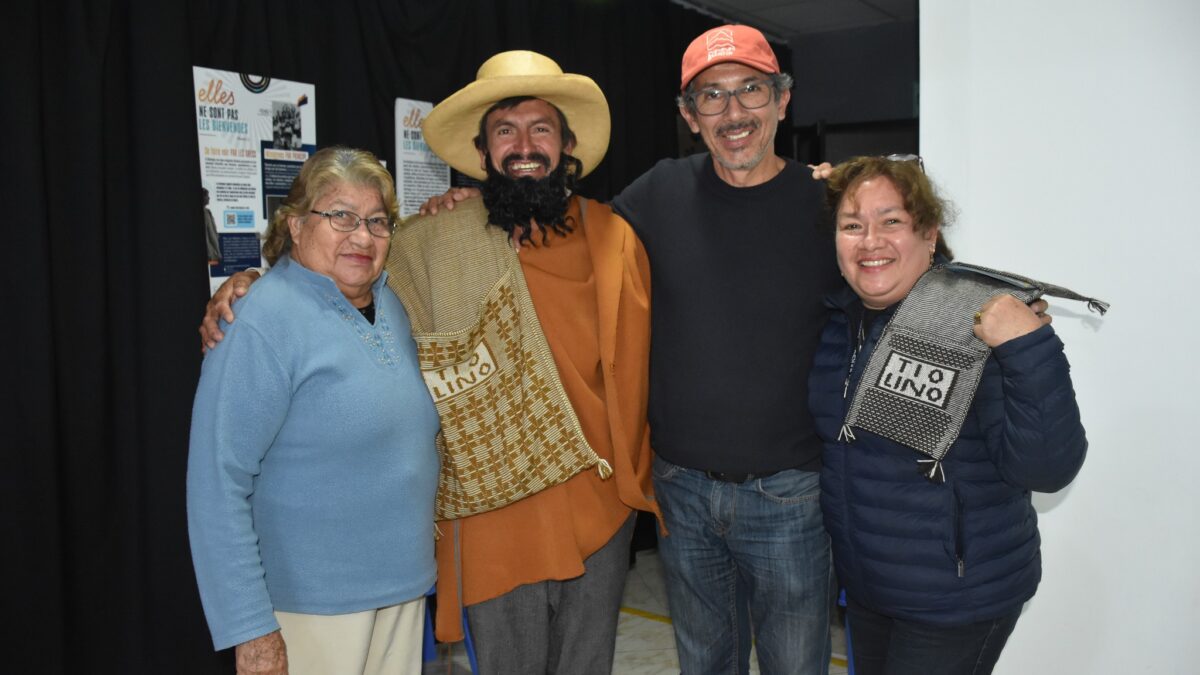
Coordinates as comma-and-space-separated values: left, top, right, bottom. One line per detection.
715, 119, 760, 136
502, 152, 553, 174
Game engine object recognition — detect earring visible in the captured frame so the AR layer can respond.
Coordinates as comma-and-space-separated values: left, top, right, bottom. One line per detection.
929, 249, 935, 266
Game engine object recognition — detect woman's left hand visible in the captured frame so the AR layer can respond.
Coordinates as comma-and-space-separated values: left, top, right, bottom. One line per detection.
973, 295, 1051, 347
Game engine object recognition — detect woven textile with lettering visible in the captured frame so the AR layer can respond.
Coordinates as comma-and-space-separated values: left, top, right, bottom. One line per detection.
387, 198, 609, 519
841, 262, 1107, 482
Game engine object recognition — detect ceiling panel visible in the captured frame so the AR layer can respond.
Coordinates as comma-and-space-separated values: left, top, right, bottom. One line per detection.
700, 0, 798, 11
862, 0, 917, 21
757, 2, 895, 34
673, 0, 916, 38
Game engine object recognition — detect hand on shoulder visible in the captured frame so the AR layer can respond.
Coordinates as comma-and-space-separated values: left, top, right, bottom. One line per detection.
418, 187, 481, 216
199, 268, 262, 352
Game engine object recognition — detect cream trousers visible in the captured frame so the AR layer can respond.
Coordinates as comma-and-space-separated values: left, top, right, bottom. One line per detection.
274, 596, 425, 675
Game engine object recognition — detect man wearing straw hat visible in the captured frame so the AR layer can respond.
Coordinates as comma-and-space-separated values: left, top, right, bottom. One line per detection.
400, 50, 660, 674
201, 50, 659, 674
417, 25, 840, 675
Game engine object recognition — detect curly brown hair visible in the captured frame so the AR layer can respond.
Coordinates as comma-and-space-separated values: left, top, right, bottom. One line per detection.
825, 156, 955, 260
261, 146, 399, 265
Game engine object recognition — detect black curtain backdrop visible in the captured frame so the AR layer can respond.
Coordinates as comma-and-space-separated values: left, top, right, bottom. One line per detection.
3, 1, 801, 671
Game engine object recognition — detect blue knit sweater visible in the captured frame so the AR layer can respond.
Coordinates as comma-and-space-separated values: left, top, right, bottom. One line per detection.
810, 286, 1087, 625
187, 255, 440, 650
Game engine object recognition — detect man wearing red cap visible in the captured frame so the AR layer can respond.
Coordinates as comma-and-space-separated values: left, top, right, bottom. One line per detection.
374, 24, 837, 673
607, 24, 839, 675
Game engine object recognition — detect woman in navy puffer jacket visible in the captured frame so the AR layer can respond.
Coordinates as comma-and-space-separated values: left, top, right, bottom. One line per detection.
811, 156, 1087, 675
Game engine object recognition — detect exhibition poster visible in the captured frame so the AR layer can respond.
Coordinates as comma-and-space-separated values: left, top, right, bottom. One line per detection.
394, 98, 450, 218
194, 66, 316, 295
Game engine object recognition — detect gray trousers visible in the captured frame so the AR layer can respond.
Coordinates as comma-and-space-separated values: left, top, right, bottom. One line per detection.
466, 514, 636, 675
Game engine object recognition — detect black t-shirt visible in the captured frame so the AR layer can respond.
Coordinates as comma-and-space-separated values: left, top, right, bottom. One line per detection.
612, 153, 842, 473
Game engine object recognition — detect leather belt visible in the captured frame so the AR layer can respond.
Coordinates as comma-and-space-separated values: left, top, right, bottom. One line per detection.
704, 469, 781, 484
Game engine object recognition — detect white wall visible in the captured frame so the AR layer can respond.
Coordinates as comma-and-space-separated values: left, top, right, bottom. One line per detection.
921, 1, 1199, 672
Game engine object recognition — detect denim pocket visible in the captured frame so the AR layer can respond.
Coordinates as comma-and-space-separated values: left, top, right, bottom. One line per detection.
756, 469, 821, 504
652, 454, 683, 481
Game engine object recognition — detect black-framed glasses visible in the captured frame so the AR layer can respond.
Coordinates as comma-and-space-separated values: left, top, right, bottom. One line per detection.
690, 80, 775, 116
884, 154, 925, 173
310, 209, 395, 238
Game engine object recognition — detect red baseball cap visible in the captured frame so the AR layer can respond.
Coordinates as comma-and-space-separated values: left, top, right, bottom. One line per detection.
680, 24, 780, 91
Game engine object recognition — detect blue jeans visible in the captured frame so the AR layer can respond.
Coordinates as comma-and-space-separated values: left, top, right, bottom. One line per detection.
845, 597, 1019, 675
653, 456, 831, 675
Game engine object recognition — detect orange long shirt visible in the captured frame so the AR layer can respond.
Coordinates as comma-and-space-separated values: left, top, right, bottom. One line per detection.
433, 202, 637, 641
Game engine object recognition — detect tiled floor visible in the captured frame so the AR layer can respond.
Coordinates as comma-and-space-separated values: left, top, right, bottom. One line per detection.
424, 548, 849, 674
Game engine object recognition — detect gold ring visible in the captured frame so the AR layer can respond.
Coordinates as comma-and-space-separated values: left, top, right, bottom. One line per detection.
973, 312, 982, 325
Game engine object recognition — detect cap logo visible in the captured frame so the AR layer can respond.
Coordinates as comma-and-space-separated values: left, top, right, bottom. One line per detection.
705, 28, 736, 62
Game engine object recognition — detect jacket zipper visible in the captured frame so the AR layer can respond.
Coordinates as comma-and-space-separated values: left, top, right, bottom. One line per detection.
843, 313, 865, 400
952, 484, 965, 578
839, 313, 867, 600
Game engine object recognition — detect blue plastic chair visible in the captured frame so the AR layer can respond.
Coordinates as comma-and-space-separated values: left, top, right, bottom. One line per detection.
461, 608, 479, 674
422, 585, 438, 663
422, 585, 479, 673
838, 589, 856, 675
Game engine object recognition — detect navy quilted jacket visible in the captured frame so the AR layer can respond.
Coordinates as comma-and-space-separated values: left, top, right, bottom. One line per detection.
810, 286, 1087, 625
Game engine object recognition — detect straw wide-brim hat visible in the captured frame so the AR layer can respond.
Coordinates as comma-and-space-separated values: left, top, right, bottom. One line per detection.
422, 51, 610, 181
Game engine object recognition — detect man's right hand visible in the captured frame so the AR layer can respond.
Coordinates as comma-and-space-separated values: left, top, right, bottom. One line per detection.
200, 269, 261, 352
807, 162, 833, 180
418, 186, 481, 216
235, 630, 288, 675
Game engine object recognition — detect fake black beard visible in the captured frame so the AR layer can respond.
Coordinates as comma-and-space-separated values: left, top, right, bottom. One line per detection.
480, 153, 582, 246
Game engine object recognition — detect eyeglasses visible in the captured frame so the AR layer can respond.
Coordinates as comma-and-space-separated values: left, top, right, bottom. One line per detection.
884, 154, 925, 173
310, 209, 395, 238
690, 80, 775, 116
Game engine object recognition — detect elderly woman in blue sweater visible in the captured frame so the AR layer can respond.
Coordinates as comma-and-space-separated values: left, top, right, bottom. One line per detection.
187, 146, 439, 675
810, 156, 1088, 675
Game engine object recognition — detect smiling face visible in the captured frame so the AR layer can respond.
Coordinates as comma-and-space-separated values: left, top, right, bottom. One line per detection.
835, 177, 939, 310
287, 181, 389, 307
477, 98, 575, 180
680, 62, 789, 185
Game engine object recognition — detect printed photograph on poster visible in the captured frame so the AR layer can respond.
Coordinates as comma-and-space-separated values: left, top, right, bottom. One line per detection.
272, 101, 304, 150
194, 67, 316, 295
395, 98, 450, 217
